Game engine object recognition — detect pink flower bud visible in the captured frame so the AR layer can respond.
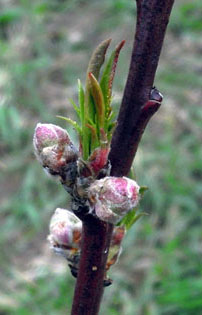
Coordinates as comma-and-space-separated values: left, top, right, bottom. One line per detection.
88, 176, 140, 224
48, 208, 82, 249
33, 123, 78, 174
48, 209, 126, 276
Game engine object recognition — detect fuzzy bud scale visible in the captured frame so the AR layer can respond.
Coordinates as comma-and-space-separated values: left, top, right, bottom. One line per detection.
88, 176, 140, 223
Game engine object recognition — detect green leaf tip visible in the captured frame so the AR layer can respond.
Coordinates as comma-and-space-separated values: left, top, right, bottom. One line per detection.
108, 40, 125, 92
63, 39, 124, 161
100, 40, 125, 108
86, 38, 112, 80
139, 186, 149, 196
117, 210, 148, 231
56, 115, 82, 135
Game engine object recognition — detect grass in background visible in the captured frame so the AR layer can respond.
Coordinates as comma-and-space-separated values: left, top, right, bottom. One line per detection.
0, 0, 202, 314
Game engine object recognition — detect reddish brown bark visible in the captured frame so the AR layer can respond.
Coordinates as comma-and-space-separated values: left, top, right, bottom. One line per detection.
109, 0, 175, 176
71, 216, 113, 315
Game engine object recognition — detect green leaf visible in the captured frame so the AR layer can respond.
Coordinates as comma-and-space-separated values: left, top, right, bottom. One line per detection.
128, 212, 148, 230
100, 40, 125, 109
107, 121, 117, 140
83, 40, 111, 160
88, 72, 105, 129
86, 123, 99, 150
87, 117, 97, 130
78, 79, 85, 125
86, 38, 111, 80
117, 209, 136, 229
107, 110, 116, 122
76, 40, 123, 160
78, 79, 90, 160
117, 209, 148, 230
139, 186, 149, 197
69, 98, 80, 119
56, 115, 82, 135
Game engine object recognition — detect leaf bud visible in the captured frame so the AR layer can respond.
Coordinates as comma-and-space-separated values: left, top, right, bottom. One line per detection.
106, 225, 126, 270
88, 147, 110, 176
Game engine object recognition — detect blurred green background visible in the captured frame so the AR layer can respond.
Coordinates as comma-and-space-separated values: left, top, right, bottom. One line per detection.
0, 0, 202, 314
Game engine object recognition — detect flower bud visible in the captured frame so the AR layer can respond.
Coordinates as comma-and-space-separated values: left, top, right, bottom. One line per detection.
33, 123, 78, 175
48, 208, 82, 250
88, 176, 140, 224
48, 209, 126, 279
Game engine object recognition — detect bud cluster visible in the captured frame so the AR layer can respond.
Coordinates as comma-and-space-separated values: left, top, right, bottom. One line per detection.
47, 208, 126, 276
33, 40, 144, 283
33, 123, 140, 224
34, 122, 141, 278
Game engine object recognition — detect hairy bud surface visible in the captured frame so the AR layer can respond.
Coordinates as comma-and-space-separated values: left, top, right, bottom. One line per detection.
88, 176, 140, 223
33, 123, 78, 184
